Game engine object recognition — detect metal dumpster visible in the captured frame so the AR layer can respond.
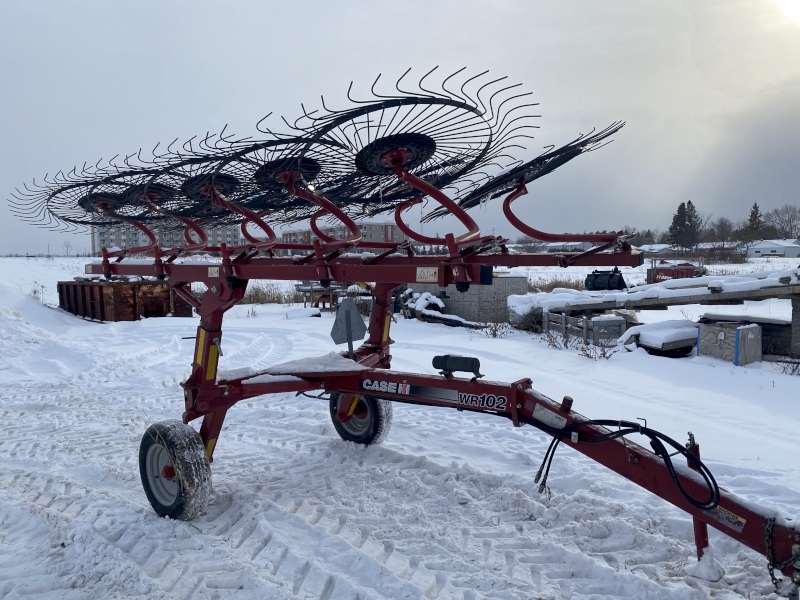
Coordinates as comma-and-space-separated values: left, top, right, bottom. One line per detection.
57, 280, 193, 321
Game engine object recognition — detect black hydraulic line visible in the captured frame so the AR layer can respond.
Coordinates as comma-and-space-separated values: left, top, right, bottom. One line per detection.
526, 418, 720, 511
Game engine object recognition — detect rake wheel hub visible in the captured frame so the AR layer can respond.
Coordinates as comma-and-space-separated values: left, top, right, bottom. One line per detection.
254, 158, 321, 191
355, 133, 436, 176
379, 148, 414, 170
181, 173, 240, 200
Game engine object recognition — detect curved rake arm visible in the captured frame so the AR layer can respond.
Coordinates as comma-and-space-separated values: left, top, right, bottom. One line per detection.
503, 182, 620, 243
102, 216, 161, 259
279, 174, 362, 252
141, 209, 207, 253
310, 208, 337, 243
394, 197, 446, 245
392, 161, 481, 244
180, 218, 209, 251
239, 221, 261, 246
208, 189, 278, 250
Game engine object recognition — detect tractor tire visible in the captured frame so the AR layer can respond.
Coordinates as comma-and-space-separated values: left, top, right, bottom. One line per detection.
139, 420, 211, 520
329, 393, 393, 445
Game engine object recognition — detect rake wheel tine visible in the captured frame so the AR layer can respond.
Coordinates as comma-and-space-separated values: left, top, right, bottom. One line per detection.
485, 81, 521, 124
441, 67, 467, 102
395, 67, 413, 96
417, 66, 439, 98
460, 70, 488, 107
475, 75, 507, 117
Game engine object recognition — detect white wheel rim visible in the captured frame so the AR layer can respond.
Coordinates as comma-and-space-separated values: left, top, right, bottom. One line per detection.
146, 443, 179, 506
339, 398, 372, 437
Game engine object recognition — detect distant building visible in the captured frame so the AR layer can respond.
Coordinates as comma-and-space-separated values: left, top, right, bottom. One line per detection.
543, 241, 594, 253
636, 244, 672, 254
747, 239, 800, 258
695, 241, 746, 262
90, 221, 409, 256
277, 222, 408, 255
90, 223, 244, 255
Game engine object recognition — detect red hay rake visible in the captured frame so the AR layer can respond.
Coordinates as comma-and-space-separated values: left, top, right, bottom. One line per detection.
10, 69, 799, 595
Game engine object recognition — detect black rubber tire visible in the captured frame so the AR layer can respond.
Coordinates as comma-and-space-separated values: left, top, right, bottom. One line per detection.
329, 393, 393, 445
139, 420, 212, 520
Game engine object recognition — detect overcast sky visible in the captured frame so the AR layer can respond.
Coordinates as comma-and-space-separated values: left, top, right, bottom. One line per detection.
2, 0, 799, 254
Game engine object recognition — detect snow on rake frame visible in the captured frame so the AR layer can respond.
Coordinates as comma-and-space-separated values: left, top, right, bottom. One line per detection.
9, 69, 799, 595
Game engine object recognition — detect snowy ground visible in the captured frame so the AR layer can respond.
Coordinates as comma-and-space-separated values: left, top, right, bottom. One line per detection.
1, 257, 799, 599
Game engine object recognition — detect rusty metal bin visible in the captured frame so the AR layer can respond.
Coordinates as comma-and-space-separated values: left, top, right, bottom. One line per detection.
57, 280, 193, 321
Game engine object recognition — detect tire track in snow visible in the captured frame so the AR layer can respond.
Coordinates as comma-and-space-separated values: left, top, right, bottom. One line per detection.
0, 316, 781, 599
0, 466, 437, 599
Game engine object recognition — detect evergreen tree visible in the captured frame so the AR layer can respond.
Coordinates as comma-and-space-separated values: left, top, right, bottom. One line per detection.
668, 202, 688, 247
684, 200, 702, 248
747, 202, 764, 234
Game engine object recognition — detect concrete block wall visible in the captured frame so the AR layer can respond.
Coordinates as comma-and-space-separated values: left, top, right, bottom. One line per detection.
409, 276, 528, 323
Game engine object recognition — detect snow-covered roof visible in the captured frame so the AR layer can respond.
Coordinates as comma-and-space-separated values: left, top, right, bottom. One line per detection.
700, 312, 790, 326
637, 244, 671, 252
543, 241, 594, 249
751, 239, 800, 248
696, 241, 743, 249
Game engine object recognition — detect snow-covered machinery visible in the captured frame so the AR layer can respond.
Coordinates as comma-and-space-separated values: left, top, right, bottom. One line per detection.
584, 267, 627, 291
11, 70, 799, 596
647, 260, 707, 284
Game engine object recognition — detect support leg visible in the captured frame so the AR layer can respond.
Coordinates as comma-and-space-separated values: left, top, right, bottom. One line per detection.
687, 436, 709, 559
199, 407, 228, 463
355, 283, 400, 368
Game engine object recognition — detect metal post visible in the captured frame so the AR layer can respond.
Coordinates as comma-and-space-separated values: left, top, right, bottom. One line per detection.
792, 298, 800, 357
687, 433, 709, 559
345, 310, 354, 360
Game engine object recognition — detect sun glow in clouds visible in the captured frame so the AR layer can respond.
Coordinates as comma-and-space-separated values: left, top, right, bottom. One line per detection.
780, 0, 800, 22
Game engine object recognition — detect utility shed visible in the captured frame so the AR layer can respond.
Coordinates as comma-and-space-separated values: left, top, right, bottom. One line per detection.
699, 313, 792, 357
697, 322, 762, 366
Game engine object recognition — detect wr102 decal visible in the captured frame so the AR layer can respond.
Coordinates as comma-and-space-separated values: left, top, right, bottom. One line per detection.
458, 393, 507, 410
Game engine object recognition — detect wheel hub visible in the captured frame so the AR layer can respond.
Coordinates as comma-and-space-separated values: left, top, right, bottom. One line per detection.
254, 158, 321, 191
354, 133, 436, 176
146, 444, 179, 507
379, 148, 414, 170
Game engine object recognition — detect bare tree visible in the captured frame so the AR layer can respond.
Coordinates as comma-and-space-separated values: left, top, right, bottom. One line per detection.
710, 216, 735, 242
514, 235, 543, 252
765, 204, 800, 239
698, 212, 714, 243
61, 240, 73, 257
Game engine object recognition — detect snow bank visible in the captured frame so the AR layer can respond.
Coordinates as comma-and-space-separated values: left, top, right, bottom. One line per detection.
684, 546, 725, 582
408, 291, 480, 327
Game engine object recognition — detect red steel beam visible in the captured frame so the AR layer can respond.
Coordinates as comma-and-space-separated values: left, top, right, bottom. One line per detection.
180, 361, 800, 580
84, 251, 643, 283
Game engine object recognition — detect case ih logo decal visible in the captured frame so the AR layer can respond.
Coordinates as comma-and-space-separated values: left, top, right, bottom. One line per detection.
361, 379, 410, 394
